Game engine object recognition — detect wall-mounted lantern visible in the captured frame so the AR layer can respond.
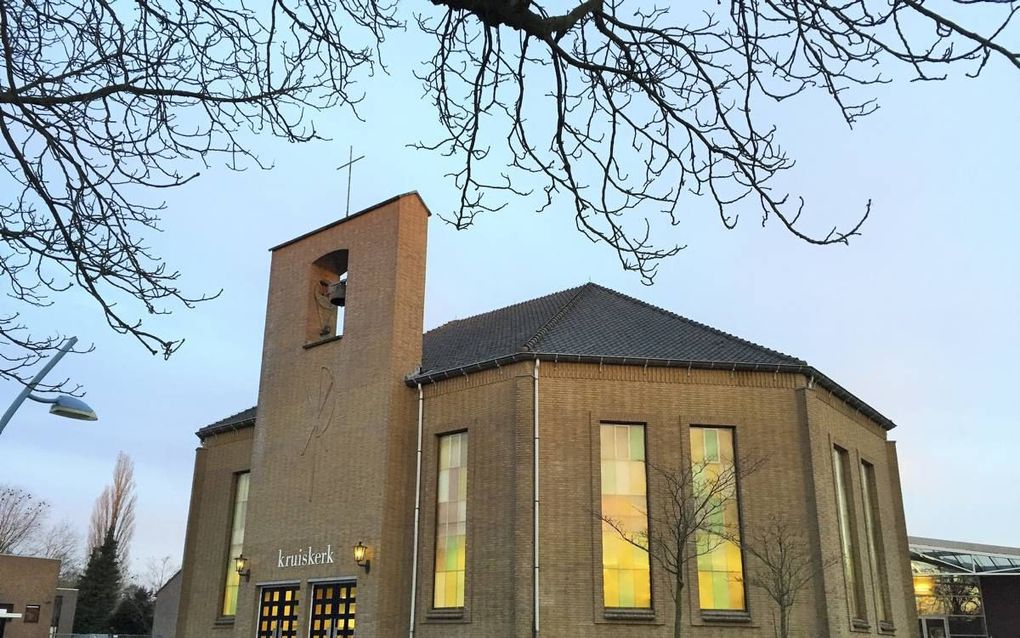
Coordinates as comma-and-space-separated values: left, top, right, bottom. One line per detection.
353, 541, 370, 573
235, 554, 250, 582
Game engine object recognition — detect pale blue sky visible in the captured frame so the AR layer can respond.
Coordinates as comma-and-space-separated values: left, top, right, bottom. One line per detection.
1, 18, 1018, 576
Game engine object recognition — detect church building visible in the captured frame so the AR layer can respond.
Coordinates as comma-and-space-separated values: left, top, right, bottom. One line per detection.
175, 192, 917, 637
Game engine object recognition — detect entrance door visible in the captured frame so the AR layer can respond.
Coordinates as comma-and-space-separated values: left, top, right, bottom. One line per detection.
919, 616, 949, 638
257, 584, 301, 638
308, 581, 356, 638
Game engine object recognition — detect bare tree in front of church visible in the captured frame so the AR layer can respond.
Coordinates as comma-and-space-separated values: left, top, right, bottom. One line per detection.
742, 515, 838, 638
600, 455, 764, 638
3, 0, 1018, 385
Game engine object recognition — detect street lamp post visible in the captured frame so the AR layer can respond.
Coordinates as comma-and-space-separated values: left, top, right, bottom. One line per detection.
0, 336, 98, 437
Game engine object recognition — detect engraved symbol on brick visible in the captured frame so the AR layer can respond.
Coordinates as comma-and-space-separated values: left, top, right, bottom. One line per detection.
301, 366, 335, 456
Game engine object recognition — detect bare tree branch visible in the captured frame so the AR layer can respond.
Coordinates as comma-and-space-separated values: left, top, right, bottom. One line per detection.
2, 0, 1016, 383
742, 515, 838, 638
599, 455, 765, 638
0, 484, 48, 553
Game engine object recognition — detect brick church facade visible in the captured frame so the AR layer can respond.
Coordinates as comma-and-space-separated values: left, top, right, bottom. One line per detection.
175, 192, 917, 637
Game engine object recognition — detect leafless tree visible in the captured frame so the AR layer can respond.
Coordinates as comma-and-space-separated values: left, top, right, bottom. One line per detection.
0, 484, 48, 553
138, 555, 180, 593
3, 0, 1017, 385
600, 455, 764, 638
742, 515, 837, 638
30, 518, 84, 585
88, 452, 137, 570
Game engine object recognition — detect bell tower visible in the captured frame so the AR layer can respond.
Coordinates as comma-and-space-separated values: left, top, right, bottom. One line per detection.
235, 193, 429, 638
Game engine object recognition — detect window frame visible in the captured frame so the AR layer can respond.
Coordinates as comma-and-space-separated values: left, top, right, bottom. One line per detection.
689, 424, 750, 616
430, 429, 469, 611
860, 458, 894, 629
597, 420, 654, 612
219, 469, 251, 619
832, 444, 869, 628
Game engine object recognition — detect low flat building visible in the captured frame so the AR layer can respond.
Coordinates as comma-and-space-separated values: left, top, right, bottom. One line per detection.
910, 536, 1020, 638
153, 570, 182, 638
0, 554, 76, 638
176, 193, 918, 637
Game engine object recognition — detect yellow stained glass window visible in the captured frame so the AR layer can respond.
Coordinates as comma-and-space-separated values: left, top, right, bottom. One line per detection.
434, 432, 468, 608
691, 427, 746, 611
221, 471, 250, 616
600, 423, 651, 608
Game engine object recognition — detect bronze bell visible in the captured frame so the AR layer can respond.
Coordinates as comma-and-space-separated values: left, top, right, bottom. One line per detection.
328, 280, 347, 307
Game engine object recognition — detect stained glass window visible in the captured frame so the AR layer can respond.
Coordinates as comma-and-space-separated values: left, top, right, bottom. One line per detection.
434, 431, 468, 608
222, 471, 250, 617
691, 427, 746, 611
600, 423, 651, 608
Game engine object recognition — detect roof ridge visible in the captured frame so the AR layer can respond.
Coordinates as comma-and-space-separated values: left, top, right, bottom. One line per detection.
522, 283, 591, 352
583, 283, 805, 364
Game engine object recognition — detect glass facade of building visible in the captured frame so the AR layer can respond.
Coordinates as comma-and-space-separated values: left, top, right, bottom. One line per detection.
913, 561, 987, 637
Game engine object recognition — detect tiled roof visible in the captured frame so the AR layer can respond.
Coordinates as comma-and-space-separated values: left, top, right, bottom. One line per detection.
194, 406, 256, 438
197, 283, 896, 438
420, 283, 803, 374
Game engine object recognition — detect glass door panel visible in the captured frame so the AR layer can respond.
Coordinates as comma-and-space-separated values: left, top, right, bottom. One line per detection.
922, 617, 949, 638
309, 581, 356, 638
257, 584, 300, 638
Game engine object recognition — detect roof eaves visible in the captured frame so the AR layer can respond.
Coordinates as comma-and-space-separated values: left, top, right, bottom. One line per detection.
406, 353, 897, 431
195, 407, 257, 440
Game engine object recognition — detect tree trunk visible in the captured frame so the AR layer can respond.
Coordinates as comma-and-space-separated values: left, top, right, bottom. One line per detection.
673, 581, 684, 638
779, 604, 790, 638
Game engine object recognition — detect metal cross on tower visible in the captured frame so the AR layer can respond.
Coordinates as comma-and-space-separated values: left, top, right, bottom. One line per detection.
336, 146, 365, 218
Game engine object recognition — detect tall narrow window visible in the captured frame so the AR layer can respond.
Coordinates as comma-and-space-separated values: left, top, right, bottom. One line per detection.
434, 432, 468, 608
600, 423, 651, 608
833, 447, 866, 621
691, 427, 746, 611
861, 461, 892, 624
222, 471, 250, 617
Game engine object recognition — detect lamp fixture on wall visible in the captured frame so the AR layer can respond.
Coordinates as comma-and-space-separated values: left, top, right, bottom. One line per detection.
353, 541, 370, 573
235, 554, 250, 582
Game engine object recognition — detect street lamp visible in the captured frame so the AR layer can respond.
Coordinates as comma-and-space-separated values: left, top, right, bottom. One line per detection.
0, 336, 97, 437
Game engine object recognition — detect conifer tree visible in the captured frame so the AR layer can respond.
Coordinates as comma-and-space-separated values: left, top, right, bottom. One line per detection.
73, 529, 121, 633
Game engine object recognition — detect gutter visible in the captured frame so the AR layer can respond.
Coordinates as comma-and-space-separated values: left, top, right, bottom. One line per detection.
404, 353, 896, 431
532, 359, 540, 637
409, 384, 425, 638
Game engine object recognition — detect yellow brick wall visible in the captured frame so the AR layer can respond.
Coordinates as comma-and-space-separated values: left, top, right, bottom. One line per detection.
0, 555, 60, 638
176, 427, 255, 637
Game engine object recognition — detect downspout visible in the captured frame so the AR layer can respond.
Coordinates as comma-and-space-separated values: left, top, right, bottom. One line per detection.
533, 359, 541, 637
409, 384, 424, 638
